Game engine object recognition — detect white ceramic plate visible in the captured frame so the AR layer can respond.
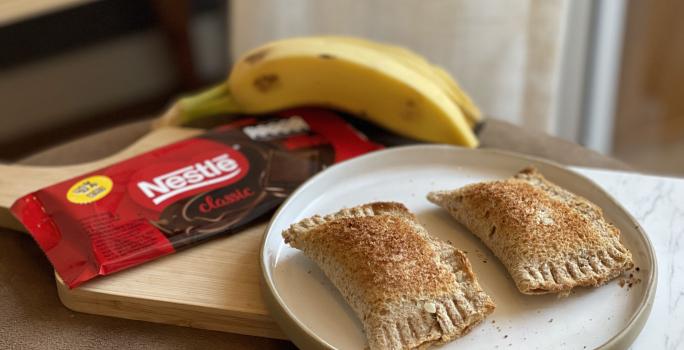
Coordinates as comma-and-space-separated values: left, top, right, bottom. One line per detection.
260, 145, 656, 350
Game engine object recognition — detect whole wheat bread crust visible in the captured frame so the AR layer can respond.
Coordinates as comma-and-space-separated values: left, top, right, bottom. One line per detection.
283, 202, 495, 349
427, 167, 633, 296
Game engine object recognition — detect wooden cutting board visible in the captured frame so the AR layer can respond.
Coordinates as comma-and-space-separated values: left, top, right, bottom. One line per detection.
0, 126, 287, 339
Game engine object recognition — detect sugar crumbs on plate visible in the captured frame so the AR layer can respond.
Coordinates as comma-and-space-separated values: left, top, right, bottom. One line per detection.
618, 267, 643, 289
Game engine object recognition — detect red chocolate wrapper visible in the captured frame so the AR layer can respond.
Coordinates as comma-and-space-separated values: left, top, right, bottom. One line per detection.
11, 108, 382, 288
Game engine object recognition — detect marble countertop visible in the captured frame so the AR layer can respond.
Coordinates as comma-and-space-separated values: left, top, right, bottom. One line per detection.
574, 167, 684, 350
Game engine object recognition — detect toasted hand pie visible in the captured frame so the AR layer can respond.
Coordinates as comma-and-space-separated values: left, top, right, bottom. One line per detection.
428, 167, 633, 296
283, 202, 495, 349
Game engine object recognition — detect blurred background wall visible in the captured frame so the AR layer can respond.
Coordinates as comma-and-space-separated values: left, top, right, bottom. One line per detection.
612, 0, 684, 175
0, 0, 227, 157
0, 0, 681, 175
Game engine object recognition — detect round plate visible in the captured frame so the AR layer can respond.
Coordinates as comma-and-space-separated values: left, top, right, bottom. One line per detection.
260, 145, 656, 349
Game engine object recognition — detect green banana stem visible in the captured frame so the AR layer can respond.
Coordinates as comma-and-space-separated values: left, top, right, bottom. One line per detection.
177, 81, 243, 125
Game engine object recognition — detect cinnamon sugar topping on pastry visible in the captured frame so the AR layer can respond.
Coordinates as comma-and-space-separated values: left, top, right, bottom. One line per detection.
283, 202, 495, 349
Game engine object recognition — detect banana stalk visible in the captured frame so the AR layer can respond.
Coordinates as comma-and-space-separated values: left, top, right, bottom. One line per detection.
156, 82, 239, 128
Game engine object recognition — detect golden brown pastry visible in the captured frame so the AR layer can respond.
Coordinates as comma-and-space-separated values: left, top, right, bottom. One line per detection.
427, 167, 633, 296
283, 202, 495, 349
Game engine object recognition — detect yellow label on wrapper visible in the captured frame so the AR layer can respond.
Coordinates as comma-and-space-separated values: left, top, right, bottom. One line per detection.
67, 175, 113, 204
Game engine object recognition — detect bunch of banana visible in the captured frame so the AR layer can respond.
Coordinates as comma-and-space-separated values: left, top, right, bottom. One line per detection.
157, 36, 482, 147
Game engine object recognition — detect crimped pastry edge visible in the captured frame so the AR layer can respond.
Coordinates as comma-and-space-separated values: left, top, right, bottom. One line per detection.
283, 202, 412, 246
427, 167, 634, 296
282, 202, 495, 349
368, 242, 495, 349
514, 241, 633, 295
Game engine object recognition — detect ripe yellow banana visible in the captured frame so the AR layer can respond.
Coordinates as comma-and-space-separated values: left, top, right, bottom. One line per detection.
322, 36, 482, 127
161, 36, 478, 147
431, 65, 482, 127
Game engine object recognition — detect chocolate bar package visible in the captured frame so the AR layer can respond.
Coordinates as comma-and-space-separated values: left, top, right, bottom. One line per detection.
11, 108, 382, 288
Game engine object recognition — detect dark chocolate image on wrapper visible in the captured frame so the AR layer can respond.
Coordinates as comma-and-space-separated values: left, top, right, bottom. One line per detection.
150, 132, 329, 249
263, 148, 328, 196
